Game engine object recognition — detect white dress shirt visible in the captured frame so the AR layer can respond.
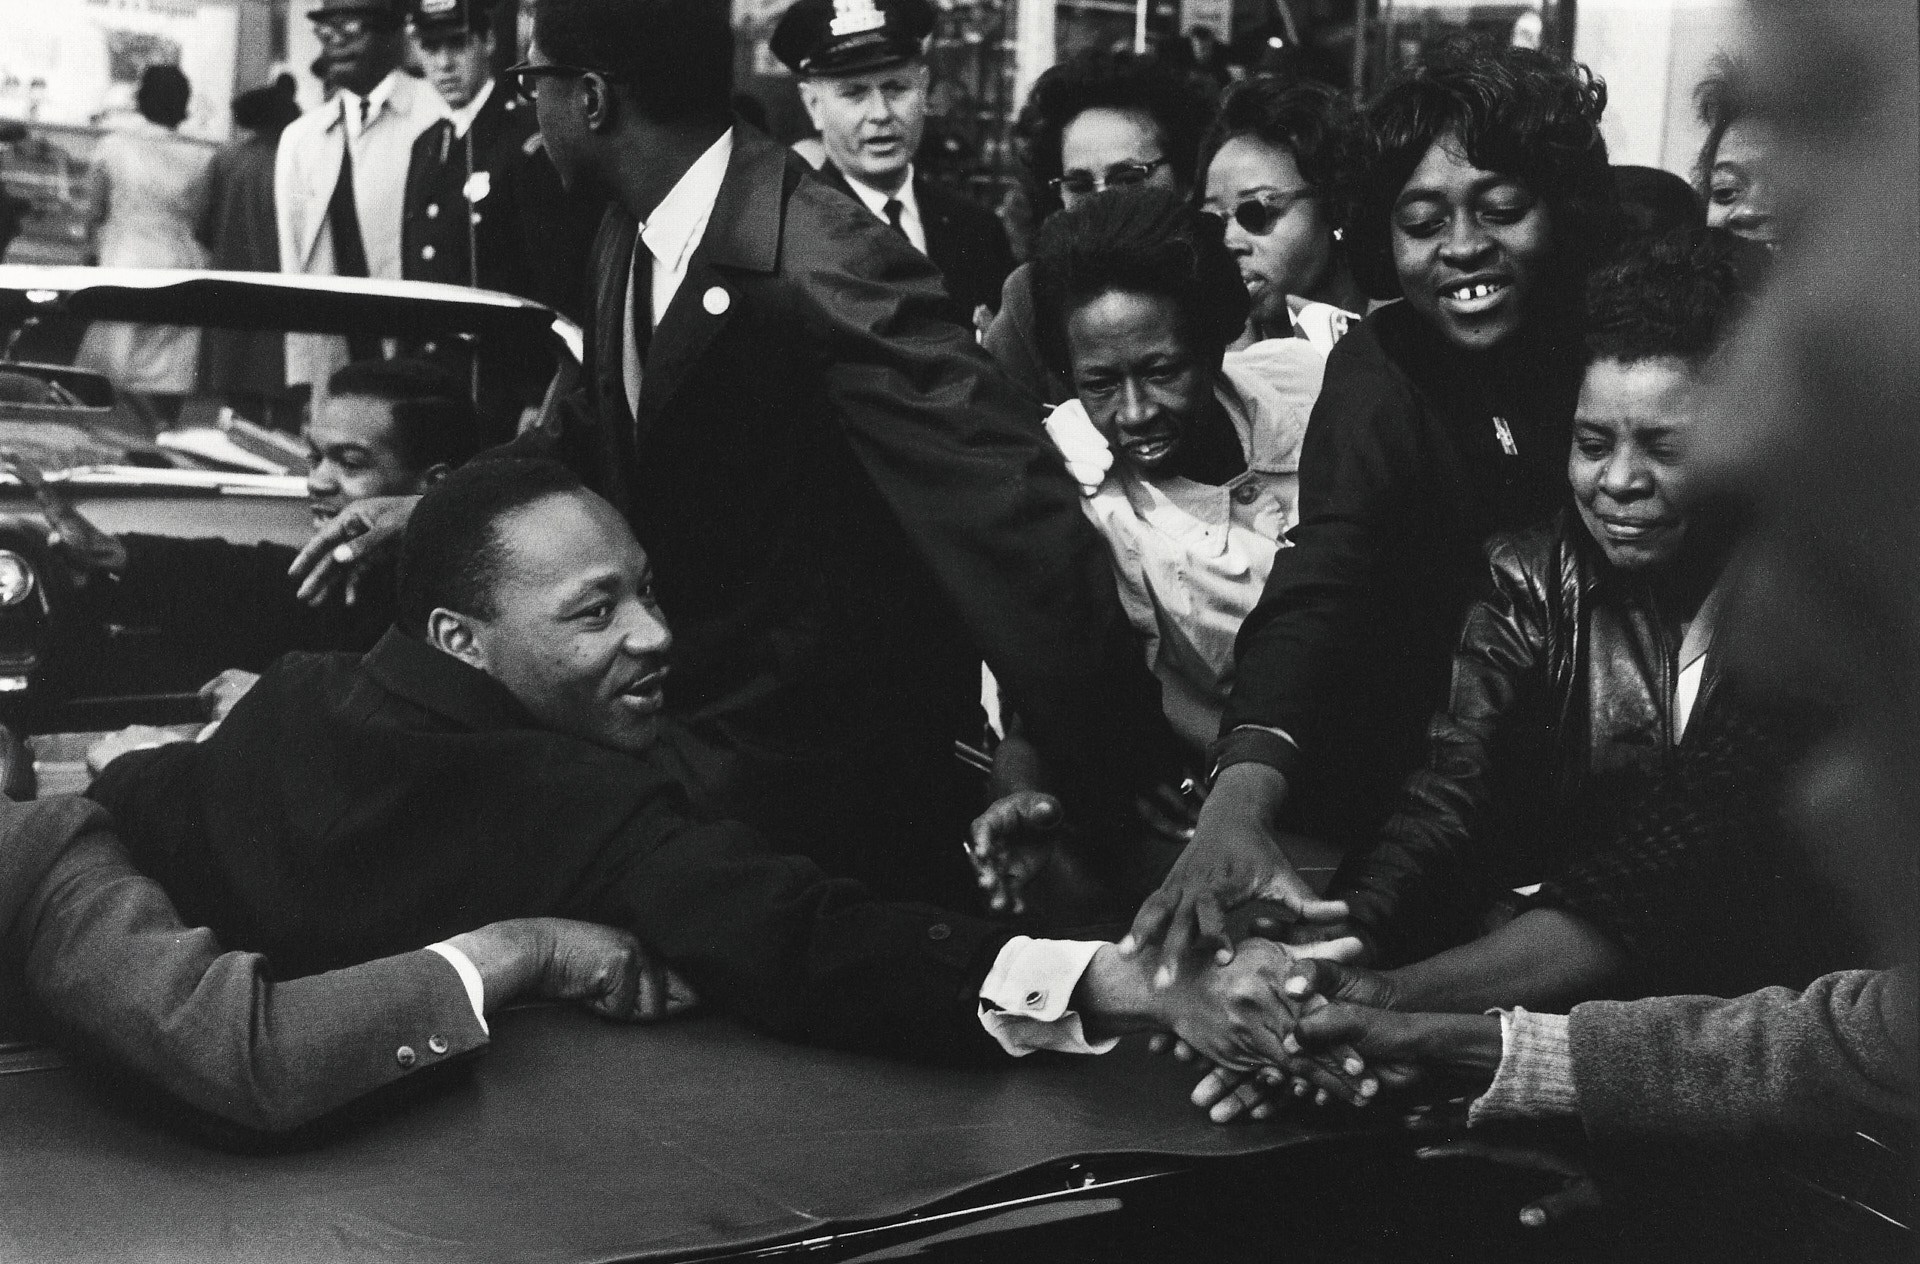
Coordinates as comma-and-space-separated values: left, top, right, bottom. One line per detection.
836, 162, 926, 254
622, 128, 735, 418
443, 77, 494, 141
275, 69, 447, 386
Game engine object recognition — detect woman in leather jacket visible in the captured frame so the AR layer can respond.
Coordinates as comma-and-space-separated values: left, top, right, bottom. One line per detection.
1328, 227, 1763, 965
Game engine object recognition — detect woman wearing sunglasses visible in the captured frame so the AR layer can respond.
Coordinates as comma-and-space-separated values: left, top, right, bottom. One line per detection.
1199, 78, 1367, 352
984, 53, 1215, 406
1122, 44, 1620, 967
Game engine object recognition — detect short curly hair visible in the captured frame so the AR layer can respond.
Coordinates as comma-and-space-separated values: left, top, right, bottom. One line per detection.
532, 0, 734, 126
397, 458, 585, 636
1013, 52, 1216, 222
327, 357, 487, 473
1029, 186, 1250, 374
136, 64, 191, 129
1196, 76, 1354, 198
1584, 226, 1765, 365
1344, 41, 1615, 301
1691, 53, 1752, 196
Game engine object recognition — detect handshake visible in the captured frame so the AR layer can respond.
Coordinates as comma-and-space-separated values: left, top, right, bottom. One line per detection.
1078, 934, 1428, 1124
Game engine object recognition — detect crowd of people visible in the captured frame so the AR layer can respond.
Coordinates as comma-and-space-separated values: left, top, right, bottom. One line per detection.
0, 0, 1912, 1252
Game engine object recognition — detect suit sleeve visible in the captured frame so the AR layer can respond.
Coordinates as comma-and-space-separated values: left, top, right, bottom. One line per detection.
94, 535, 385, 672
1215, 336, 1426, 780
1328, 539, 1549, 964
788, 194, 1181, 829
575, 770, 1018, 1064
982, 264, 1069, 407
1568, 968, 1918, 1143
5, 798, 485, 1135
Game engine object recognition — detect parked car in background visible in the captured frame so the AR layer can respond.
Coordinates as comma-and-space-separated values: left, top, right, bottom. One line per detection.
0, 266, 580, 780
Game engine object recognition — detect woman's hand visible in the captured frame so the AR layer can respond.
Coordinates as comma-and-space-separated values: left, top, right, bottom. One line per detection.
1121, 765, 1348, 984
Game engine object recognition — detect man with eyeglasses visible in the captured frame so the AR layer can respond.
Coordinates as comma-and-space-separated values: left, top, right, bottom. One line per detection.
771, 0, 1012, 332
275, 0, 447, 390
298, 0, 1187, 912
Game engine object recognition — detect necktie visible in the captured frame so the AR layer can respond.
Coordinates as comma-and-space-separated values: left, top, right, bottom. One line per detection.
883, 197, 908, 241
622, 238, 653, 422
329, 101, 382, 360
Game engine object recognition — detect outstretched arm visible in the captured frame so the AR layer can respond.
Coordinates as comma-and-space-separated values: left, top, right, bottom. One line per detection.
9, 798, 688, 1135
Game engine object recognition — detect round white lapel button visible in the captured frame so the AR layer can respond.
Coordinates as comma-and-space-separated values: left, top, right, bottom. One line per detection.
703, 286, 730, 315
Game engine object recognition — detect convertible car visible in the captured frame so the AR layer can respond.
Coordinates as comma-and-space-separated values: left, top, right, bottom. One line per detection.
0, 266, 580, 768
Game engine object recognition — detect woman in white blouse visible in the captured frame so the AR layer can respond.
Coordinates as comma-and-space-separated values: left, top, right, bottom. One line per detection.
1029, 187, 1344, 755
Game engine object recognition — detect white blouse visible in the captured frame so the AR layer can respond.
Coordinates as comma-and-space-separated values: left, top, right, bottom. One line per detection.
1044, 336, 1330, 754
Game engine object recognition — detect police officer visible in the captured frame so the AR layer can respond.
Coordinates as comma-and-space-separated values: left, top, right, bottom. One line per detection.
401, 0, 531, 296
771, 0, 1013, 330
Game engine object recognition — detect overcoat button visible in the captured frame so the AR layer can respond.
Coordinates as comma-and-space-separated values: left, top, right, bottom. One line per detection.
427, 1035, 450, 1055
927, 923, 951, 941
395, 1045, 417, 1068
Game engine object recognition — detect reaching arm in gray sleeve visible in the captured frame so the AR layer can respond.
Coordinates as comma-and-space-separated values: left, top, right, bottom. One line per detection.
1567, 968, 1917, 1144
7, 798, 486, 1134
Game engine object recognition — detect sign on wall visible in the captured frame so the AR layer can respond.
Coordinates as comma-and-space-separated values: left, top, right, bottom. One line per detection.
0, 0, 238, 141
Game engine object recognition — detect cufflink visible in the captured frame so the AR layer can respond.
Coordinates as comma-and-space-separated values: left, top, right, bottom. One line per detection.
427, 1035, 450, 1055
703, 286, 730, 315
1024, 989, 1046, 1009
395, 1045, 417, 1068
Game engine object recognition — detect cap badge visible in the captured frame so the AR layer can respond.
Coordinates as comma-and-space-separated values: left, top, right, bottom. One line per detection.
420, 0, 457, 14
829, 0, 888, 38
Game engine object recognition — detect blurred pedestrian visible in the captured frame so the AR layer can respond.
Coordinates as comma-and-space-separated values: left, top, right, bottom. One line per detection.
199, 76, 303, 428
76, 65, 214, 427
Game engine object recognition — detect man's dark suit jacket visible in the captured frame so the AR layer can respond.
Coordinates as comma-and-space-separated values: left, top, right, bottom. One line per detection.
89, 631, 1015, 1064
813, 160, 1015, 325
514, 125, 1171, 891
1, 794, 484, 1135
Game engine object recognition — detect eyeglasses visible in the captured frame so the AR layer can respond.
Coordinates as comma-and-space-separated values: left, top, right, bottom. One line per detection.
503, 60, 616, 104
311, 13, 372, 39
1049, 157, 1171, 198
1209, 188, 1318, 236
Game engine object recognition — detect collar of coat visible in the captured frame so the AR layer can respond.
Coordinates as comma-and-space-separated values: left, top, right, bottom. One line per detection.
362, 625, 542, 735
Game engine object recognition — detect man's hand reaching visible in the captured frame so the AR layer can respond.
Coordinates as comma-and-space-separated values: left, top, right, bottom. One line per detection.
445, 918, 699, 1024
289, 494, 419, 606
967, 790, 1061, 915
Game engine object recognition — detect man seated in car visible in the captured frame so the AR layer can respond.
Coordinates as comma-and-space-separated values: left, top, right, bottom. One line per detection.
84, 457, 1360, 1073
5, 357, 484, 693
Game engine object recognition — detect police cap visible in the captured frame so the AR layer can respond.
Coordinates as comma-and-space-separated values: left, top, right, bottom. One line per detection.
770, 0, 935, 78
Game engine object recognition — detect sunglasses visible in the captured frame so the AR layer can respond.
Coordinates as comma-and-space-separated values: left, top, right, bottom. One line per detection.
1049, 157, 1171, 198
1210, 188, 1318, 235
503, 60, 617, 104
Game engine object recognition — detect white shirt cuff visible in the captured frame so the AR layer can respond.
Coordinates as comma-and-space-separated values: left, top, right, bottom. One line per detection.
426, 942, 489, 1035
977, 936, 1119, 1057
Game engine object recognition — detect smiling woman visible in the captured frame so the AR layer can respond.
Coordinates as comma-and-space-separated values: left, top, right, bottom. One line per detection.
1124, 44, 1625, 963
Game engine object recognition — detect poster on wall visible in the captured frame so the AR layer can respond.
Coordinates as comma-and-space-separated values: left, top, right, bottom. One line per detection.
0, 0, 238, 142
